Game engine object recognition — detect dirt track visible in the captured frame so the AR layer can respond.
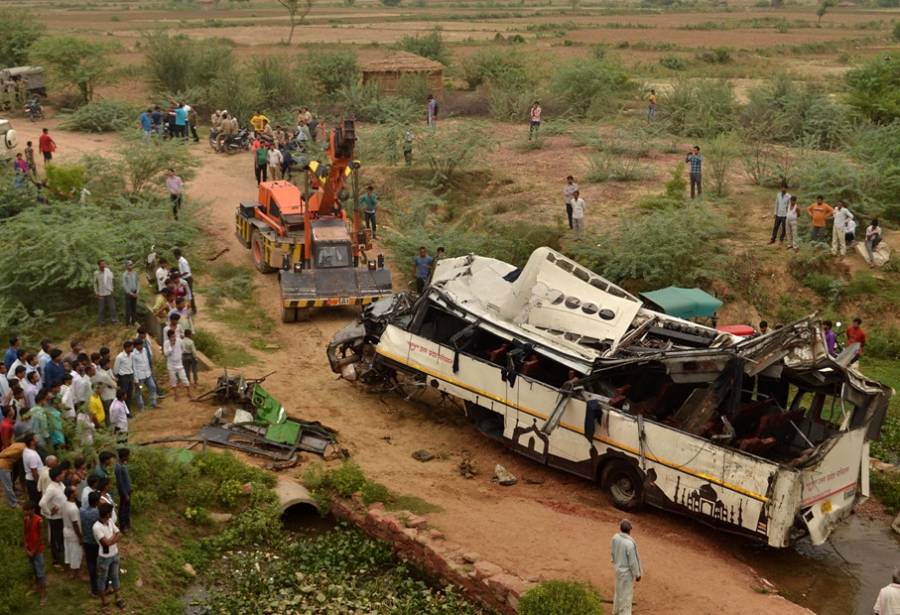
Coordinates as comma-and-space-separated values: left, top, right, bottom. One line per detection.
25, 119, 815, 615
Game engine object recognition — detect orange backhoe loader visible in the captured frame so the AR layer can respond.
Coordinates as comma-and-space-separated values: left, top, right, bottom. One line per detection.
235, 119, 392, 322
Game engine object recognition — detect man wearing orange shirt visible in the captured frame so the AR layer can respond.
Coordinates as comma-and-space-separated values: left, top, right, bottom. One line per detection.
807, 195, 833, 243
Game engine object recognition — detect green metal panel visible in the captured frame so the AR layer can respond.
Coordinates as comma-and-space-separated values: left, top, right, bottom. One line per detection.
251, 384, 286, 425
265, 421, 301, 445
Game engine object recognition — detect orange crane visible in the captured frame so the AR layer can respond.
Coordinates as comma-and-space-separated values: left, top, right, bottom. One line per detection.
235, 119, 392, 322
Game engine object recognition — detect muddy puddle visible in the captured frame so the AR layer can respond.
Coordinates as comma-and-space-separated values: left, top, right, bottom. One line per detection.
736, 515, 900, 615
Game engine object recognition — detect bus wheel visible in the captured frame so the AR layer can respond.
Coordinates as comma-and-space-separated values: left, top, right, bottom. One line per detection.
295, 307, 311, 322
601, 460, 644, 511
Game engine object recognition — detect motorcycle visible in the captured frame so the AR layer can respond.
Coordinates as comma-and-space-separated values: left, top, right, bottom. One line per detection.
209, 128, 251, 154
24, 98, 43, 122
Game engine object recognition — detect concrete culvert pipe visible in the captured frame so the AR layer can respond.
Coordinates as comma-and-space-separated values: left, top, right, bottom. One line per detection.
274, 477, 319, 516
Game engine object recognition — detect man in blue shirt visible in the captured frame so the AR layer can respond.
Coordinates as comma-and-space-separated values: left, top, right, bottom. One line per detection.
685, 145, 703, 199
174, 103, 188, 140
3, 337, 18, 370
42, 349, 66, 388
138, 108, 152, 140
80, 490, 101, 596
150, 105, 163, 135
413, 246, 434, 294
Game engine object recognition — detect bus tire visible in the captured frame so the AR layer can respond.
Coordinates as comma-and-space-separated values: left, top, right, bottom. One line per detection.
600, 460, 644, 512
282, 307, 296, 323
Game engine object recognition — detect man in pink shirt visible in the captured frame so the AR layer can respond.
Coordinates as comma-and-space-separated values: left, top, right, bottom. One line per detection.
165, 168, 183, 220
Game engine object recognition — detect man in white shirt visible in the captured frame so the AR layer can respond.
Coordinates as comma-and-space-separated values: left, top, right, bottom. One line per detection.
267, 146, 284, 181
22, 433, 43, 504
563, 175, 579, 230
571, 190, 586, 234
163, 329, 190, 400
611, 519, 642, 615
155, 257, 170, 292
91, 361, 118, 417
109, 390, 129, 440
93, 502, 123, 609
173, 248, 196, 314
874, 569, 900, 615
831, 200, 854, 257
770, 185, 790, 245
72, 363, 92, 409
113, 341, 135, 408
131, 338, 158, 410
39, 465, 67, 567
93, 259, 117, 326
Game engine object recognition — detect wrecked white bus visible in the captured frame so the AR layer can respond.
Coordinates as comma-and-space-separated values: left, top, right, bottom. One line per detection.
328, 248, 892, 548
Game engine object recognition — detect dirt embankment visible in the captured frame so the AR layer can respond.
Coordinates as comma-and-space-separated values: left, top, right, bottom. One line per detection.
26, 119, 813, 615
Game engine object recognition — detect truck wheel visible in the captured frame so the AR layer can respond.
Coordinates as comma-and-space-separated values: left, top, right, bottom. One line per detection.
295, 307, 311, 322
600, 460, 644, 512
251, 229, 275, 274
282, 307, 296, 323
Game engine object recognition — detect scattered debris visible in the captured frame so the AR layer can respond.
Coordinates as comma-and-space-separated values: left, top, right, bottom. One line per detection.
493, 464, 517, 486
264, 458, 300, 472
412, 449, 435, 462
182, 563, 197, 577
458, 454, 477, 479
523, 476, 544, 485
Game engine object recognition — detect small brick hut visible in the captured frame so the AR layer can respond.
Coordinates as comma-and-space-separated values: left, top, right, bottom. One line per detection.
361, 51, 444, 99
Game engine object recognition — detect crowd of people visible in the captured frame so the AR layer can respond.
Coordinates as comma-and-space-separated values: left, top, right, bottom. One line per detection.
1, 335, 143, 607
138, 102, 200, 142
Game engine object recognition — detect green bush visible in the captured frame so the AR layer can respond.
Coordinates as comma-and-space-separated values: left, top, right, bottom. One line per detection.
871, 470, 900, 513
696, 47, 732, 64
793, 154, 869, 210
0, 195, 195, 328
0, 507, 30, 615
866, 327, 900, 359
704, 132, 741, 196
60, 99, 138, 132
845, 51, 900, 124
302, 49, 359, 97
250, 55, 305, 109
399, 26, 449, 65
397, 73, 431, 103
742, 75, 850, 149
550, 56, 633, 119
872, 413, 900, 463
571, 204, 725, 290
663, 79, 737, 138
585, 154, 650, 183
518, 580, 604, 615
31, 36, 115, 104
849, 122, 900, 208
659, 54, 687, 70
206, 263, 254, 307
460, 48, 530, 89
142, 31, 234, 95
802, 272, 844, 303
0, 8, 45, 66
417, 122, 495, 190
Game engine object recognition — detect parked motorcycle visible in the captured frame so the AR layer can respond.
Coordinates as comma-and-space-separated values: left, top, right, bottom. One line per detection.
209, 128, 251, 154
24, 98, 43, 122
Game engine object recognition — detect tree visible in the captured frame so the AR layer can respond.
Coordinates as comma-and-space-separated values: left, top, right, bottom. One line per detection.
0, 8, 45, 66
278, 0, 312, 45
816, 0, 835, 25
845, 52, 900, 124
31, 37, 114, 104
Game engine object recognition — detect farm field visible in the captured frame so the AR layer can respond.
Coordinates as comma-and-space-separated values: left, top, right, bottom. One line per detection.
2, 1, 899, 614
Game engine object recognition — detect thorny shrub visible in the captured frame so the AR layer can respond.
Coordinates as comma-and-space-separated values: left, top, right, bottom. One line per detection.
518, 580, 605, 615
662, 78, 737, 138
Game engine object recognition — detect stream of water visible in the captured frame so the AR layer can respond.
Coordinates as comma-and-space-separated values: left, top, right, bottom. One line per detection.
736, 515, 900, 615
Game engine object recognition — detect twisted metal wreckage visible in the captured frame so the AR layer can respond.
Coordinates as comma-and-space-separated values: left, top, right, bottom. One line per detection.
328, 247, 892, 547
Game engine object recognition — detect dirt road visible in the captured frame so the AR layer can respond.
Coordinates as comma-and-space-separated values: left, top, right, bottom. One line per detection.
31, 120, 811, 615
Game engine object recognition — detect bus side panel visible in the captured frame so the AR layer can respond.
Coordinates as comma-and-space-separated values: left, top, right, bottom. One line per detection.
799, 428, 867, 545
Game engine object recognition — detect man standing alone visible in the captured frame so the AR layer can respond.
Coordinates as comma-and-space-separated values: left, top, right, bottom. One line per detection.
122, 261, 139, 327
770, 184, 790, 245
38, 128, 56, 167
685, 146, 703, 199
571, 190, 586, 234
528, 101, 542, 140
611, 519, 642, 615
413, 247, 434, 294
93, 260, 117, 326
360, 185, 379, 240
166, 169, 184, 220
563, 176, 578, 230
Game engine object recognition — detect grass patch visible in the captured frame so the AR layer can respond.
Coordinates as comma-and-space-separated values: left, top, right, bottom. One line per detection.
205, 263, 254, 308
585, 154, 651, 183
192, 329, 255, 367
304, 461, 444, 515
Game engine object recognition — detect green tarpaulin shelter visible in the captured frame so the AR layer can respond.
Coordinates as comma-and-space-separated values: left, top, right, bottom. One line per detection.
640, 286, 722, 319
